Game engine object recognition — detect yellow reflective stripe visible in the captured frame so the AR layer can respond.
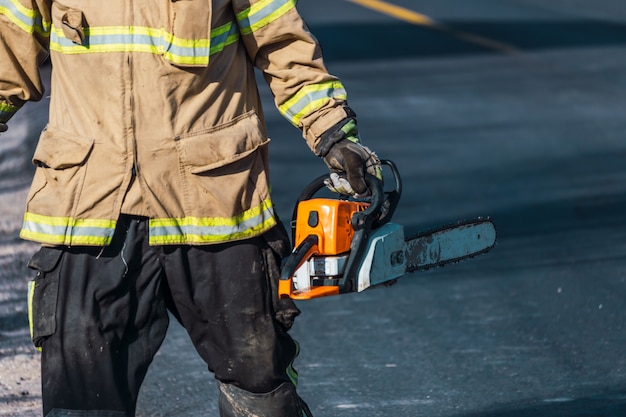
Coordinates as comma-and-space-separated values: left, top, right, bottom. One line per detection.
20, 199, 275, 246
286, 339, 300, 386
209, 21, 240, 55
20, 212, 116, 246
236, 0, 296, 35
149, 216, 276, 245
149, 198, 277, 245
0, 101, 18, 112
0, 0, 50, 35
0, 100, 19, 121
27, 280, 40, 351
278, 80, 347, 126
49, 21, 239, 65
50, 25, 208, 65
286, 364, 298, 386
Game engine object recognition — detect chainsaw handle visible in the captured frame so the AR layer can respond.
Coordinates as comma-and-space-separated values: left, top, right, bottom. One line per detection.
374, 159, 402, 227
351, 174, 384, 230
280, 234, 319, 283
292, 173, 384, 231
294, 170, 384, 202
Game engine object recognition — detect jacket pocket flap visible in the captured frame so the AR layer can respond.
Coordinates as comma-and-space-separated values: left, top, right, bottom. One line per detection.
28, 247, 63, 272
33, 126, 95, 169
61, 9, 85, 44
51, 2, 86, 45
177, 112, 269, 173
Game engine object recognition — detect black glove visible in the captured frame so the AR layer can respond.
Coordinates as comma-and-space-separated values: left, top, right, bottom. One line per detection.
0, 123, 7, 133
316, 117, 381, 196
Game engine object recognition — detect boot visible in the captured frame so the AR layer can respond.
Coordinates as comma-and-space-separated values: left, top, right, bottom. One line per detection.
218, 382, 313, 417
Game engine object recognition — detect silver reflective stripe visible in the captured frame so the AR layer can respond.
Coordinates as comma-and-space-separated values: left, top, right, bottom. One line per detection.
149, 200, 277, 245
49, 20, 240, 65
20, 213, 116, 246
236, 0, 296, 35
279, 81, 347, 126
0, 0, 50, 35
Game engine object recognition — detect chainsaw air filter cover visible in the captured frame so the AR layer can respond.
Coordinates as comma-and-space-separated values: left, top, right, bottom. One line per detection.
293, 198, 369, 256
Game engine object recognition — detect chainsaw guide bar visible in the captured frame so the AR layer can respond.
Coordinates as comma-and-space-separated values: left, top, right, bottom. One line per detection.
404, 218, 497, 273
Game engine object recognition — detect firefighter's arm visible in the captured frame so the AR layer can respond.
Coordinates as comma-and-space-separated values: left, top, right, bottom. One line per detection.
0, 0, 51, 129
232, 0, 352, 150
233, 0, 381, 194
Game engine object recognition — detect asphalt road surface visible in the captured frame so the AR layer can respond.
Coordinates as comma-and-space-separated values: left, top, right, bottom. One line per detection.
3, 1, 626, 416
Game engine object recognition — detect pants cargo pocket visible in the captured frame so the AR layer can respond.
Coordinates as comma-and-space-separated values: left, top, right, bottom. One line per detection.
27, 247, 63, 349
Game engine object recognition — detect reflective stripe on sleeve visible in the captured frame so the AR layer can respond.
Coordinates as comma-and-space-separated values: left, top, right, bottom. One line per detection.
0, 0, 50, 35
236, 0, 296, 35
209, 21, 240, 55
278, 80, 348, 127
0, 101, 19, 122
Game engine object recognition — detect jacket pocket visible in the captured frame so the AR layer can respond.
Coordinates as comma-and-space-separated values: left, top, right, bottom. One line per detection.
32, 125, 94, 169
25, 125, 94, 217
51, 2, 86, 46
176, 111, 269, 174
167, 0, 213, 67
27, 247, 63, 349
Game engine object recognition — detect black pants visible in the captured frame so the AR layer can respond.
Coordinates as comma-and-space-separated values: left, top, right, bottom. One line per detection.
28, 215, 301, 416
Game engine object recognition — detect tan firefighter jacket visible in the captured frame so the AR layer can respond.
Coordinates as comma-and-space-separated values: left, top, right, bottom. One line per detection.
0, 0, 353, 246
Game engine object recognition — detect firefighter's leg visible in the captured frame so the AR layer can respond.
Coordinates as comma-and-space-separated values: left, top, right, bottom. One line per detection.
28, 216, 169, 417
160, 224, 311, 417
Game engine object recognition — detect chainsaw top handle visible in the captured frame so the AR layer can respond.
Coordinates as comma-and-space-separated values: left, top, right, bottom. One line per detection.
291, 172, 381, 234
290, 159, 402, 238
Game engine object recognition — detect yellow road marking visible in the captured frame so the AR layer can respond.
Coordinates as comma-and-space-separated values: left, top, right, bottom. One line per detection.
346, 0, 519, 54
346, 0, 436, 25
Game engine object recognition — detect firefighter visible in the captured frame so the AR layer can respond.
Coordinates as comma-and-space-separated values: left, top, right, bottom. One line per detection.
1, 0, 380, 416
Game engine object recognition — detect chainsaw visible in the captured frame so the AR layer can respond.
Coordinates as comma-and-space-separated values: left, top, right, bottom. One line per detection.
278, 160, 497, 300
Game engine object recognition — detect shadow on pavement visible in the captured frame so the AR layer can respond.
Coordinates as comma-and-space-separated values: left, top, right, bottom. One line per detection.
309, 20, 626, 61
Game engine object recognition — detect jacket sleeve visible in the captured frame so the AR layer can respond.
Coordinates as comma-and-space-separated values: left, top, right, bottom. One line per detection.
232, 0, 352, 152
0, 0, 51, 124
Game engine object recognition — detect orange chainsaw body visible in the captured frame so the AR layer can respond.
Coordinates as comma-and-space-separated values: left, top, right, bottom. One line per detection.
279, 162, 401, 300
294, 198, 369, 255
278, 198, 369, 300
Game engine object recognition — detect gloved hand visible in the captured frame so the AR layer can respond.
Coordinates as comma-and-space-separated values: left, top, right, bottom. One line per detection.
316, 117, 381, 197
0, 123, 7, 133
